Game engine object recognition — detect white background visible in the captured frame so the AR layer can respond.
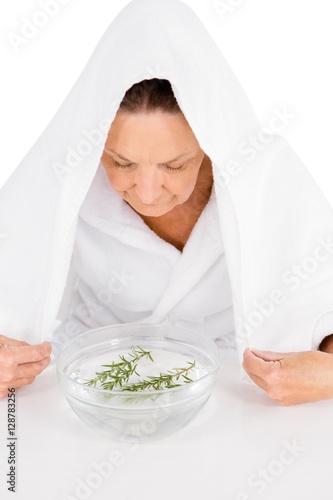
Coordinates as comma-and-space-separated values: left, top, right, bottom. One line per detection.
1, 0, 332, 204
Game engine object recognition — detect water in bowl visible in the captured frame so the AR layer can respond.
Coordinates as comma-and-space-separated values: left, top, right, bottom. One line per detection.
65, 347, 211, 441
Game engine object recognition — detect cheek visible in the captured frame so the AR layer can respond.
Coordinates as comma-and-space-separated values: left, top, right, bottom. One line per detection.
161, 177, 193, 202
104, 168, 132, 192
170, 169, 200, 197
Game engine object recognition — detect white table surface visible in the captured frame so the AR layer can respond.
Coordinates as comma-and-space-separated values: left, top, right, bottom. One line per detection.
1, 360, 333, 500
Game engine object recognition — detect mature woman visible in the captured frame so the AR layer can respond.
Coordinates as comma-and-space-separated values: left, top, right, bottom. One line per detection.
1, 0, 333, 404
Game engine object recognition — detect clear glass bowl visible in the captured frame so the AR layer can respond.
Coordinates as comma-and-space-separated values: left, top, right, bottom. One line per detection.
56, 324, 221, 442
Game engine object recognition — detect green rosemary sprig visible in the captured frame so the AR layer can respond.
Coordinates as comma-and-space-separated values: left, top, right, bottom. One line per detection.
84, 346, 197, 392
85, 345, 153, 390
121, 361, 197, 392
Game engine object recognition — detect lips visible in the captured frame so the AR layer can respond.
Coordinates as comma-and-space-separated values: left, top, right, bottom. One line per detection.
129, 195, 174, 208
135, 201, 160, 207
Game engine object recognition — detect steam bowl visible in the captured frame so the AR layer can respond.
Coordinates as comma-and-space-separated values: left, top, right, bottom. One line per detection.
56, 324, 220, 442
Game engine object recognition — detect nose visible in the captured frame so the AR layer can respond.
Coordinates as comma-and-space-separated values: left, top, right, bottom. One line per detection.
134, 166, 163, 204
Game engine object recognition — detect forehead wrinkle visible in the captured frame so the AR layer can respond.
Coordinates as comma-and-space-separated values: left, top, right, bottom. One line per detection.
104, 147, 196, 164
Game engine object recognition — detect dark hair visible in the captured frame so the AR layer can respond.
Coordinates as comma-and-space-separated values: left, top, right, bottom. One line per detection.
119, 78, 182, 114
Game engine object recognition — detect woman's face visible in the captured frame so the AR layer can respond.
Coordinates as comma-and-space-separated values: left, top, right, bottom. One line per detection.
101, 110, 206, 217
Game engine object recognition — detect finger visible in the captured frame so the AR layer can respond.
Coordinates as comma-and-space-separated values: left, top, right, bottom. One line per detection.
0, 356, 51, 389
245, 371, 268, 393
0, 335, 31, 347
249, 348, 294, 362
17, 356, 51, 378
9, 377, 36, 389
243, 348, 276, 376
2, 342, 52, 366
0, 377, 36, 398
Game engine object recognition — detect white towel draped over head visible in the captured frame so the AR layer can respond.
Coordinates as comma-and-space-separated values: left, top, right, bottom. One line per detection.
1, 0, 333, 358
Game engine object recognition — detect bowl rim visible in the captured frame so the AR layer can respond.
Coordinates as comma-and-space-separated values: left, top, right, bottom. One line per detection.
56, 323, 221, 397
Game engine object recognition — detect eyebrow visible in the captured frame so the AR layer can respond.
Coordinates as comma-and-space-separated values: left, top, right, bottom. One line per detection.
104, 148, 194, 164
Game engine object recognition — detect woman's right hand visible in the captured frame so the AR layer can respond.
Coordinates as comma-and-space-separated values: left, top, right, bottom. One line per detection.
0, 335, 52, 399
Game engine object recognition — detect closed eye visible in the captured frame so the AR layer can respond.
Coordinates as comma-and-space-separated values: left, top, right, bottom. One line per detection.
114, 161, 135, 169
113, 160, 185, 172
163, 164, 185, 172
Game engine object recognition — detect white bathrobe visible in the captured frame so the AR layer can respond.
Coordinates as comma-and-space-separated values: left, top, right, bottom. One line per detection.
52, 163, 235, 356
1, 0, 333, 362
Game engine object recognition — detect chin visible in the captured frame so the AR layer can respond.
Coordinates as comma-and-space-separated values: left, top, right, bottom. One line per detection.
124, 194, 180, 217
131, 203, 173, 217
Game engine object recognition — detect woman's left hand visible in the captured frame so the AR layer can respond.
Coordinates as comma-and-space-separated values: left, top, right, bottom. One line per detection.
242, 347, 333, 406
